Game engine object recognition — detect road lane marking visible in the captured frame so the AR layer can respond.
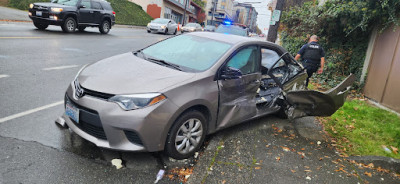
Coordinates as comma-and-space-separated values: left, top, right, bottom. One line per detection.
0, 74, 10, 79
62, 48, 84, 52
0, 101, 64, 124
42, 65, 79, 71
0, 37, 41, 39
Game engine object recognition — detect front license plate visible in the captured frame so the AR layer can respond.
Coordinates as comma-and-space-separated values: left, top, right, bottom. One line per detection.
36, 11, 42, 16
66, 102, 79, 123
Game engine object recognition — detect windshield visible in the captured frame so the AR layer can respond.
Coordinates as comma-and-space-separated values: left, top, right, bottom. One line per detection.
152, 18, 170, 24
141, 35, 232, 72
51, 0, 79, 6
216, 26, 247, 37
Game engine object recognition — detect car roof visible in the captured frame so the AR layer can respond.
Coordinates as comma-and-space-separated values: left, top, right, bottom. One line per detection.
189, 32, 268, 45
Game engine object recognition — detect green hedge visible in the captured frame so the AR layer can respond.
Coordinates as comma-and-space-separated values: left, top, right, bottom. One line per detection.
6, 0, 152, 26
281, 0, 400, 89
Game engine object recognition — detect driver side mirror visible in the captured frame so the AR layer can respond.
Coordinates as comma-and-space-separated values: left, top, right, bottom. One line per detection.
221, 67, 242, 79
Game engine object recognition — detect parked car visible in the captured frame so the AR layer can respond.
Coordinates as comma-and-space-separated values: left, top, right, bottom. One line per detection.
61, 32, 354, 159
28, 0, 115, 34
181, 23, 202, 33
215, 24, 249, 37
203, 25, 216, 32
147, 18, 178, 35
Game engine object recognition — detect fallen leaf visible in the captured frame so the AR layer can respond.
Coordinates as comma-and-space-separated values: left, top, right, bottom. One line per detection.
255, 167, 261, 170
367, 163, 374, 168
291, 169, 296, 173
266, 145, 270, 148
301, 148, 305, 151
390, 146, 398, 154
364, 172, 372, 177
319, 157, 323, 161
276, 157, 280, 161
222, 180, 226, 184
282, 146, 290, 152
304, 170, 312, 172
353, 107, 359, 111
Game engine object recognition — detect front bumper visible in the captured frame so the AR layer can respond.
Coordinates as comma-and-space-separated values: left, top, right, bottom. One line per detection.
29, 15, 63, 25
147, 27, 166, 33
63, 83, 179, 152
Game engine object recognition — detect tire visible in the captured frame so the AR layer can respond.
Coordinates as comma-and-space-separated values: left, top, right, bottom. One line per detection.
62, 17, 76, 33
33, 22, 48, 30
78, 26, 86, 32
147, 30, 151, 33
276, 108, 288, 119
165, 110, 207, 159
174, 29, 177, 35
164, 28, 168, 35
99, 20, 110, 34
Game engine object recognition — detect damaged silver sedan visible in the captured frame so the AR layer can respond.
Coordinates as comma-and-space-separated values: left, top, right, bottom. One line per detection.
59, 32, 354, 159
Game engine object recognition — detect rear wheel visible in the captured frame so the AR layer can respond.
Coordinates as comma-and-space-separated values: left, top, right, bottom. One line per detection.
62, 17, 76, 33
164, 28, 168, 35
99, 20, 110, 34
33, 22, 48, 30
78, 26, 86, 32
147, 30, 151, 33
174, 29, 177, 35
165, 110, 207, 159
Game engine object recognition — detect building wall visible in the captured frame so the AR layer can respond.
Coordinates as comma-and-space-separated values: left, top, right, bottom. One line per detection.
204, 0, 234, 26
129, 0, 163, 19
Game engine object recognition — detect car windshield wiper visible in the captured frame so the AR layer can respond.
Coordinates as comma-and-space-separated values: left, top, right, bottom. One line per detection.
147, 57, 182, 71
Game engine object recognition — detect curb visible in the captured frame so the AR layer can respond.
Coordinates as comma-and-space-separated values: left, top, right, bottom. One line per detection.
348, 156, 400, 173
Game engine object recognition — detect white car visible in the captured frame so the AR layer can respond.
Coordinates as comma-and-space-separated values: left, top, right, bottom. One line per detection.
147, 18, 178, 35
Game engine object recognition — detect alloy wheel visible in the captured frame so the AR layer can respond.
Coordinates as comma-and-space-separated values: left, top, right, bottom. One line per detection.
174, 118, 203, 154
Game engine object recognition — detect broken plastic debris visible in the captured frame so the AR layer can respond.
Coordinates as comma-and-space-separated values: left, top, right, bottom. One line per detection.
185, 175, 190, 179
111, 159, 123, 169
306, 176, 311, 180
382, 145, 391, 153
154, 169, 165, 183
194, 152, 199, 159
317, 141, 321, 145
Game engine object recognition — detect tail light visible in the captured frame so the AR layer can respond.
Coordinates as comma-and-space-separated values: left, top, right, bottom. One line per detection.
112, 11, 116, 16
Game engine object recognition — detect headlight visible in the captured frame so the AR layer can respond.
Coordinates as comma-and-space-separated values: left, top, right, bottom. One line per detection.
29, 4, 34, 9
147, 23, 150, 27
51, 7, 63, 12
108, 93, 166, 111
161, 25, 166, 29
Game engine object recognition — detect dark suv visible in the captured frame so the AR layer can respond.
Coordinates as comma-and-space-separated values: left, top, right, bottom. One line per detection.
28, 0, 115, 34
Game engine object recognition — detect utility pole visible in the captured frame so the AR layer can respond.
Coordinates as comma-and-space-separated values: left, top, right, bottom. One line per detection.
210, 0, 217, 26
183, 0, 188, 26
267, 0, 285, 43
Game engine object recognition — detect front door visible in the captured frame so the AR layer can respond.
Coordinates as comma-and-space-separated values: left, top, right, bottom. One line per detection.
217, 45, 261, 129
267, 53, 356, 119
78, 0, 94, 24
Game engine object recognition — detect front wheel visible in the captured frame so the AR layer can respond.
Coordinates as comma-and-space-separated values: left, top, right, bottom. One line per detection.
33, 22, 48, 30
99, 20, 110, 34
165, 110, 207, 159
174, 29, 177, 35
62, 17, 76, 33
147, 30, 151, 33
164, 28, 168, 35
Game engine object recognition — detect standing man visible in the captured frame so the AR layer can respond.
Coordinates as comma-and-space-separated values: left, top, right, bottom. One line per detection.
295, 35, 325, 87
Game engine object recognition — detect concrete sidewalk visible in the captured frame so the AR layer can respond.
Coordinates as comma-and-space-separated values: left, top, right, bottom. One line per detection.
188, 116, 400, 183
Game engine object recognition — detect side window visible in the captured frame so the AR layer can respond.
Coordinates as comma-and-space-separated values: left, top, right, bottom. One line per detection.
80, 0, 91, 9
261, 48, 282, 70
92, 1, 103, 10
226, 46, 260, 75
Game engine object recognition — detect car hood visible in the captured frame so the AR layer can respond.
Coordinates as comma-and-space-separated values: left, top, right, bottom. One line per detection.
34, 2, 74, 8
78, 53, 196, 94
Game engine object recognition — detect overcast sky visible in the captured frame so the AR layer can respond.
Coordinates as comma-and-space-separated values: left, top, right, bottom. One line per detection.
236, 0, 271, 34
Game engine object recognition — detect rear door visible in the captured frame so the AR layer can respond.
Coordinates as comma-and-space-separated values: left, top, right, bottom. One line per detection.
216, 45, 261, 129
267, 52, 355, 119
91, 0, 103, 24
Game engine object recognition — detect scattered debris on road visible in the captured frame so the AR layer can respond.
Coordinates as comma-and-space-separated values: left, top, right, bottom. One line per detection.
111, 159, 123, 169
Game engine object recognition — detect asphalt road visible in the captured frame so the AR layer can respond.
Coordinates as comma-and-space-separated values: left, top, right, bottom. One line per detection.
0, 22, 177, 183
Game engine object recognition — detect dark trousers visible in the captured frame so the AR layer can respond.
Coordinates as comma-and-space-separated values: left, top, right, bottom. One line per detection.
302, 62, 319, 87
